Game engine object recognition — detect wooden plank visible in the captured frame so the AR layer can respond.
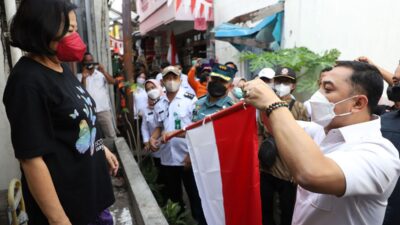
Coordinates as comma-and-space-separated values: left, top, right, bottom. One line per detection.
218, 37, 269, 49
229, 2, 284, 24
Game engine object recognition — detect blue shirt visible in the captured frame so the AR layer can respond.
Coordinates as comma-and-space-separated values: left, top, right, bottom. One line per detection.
192, 94, 234, 122
381, 110, 400, 225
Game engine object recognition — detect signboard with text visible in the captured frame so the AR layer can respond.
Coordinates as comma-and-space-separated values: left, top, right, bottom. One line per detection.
136, 0, 168, 22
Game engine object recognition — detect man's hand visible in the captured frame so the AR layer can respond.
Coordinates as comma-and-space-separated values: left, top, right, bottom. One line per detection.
81, 67, 90, 80
183, 154, 191, 169
161, 131, 175, 143
149, 137, 160, 151
195, 58, 202, 68
144, 142, 150, 151
356, 56, 374, 65
98, 64, 106, 74
104, 146, 119, 176
243, 78, 281, 111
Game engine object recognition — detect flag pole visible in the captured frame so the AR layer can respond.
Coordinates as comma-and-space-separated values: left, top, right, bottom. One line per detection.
165, 101, 252, 141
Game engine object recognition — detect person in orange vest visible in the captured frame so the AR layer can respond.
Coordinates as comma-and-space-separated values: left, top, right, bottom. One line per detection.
187, 59, 212, 97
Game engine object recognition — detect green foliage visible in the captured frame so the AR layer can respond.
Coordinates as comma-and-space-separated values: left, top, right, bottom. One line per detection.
138, 157, 164, 204
139, 157, 194, 224
162, 199, 188, 225
240, 47, 340, 99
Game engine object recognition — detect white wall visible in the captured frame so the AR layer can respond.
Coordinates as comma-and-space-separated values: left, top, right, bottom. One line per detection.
0, 26, 20, 190
214, 0, 400, 76
213, 0, 279, 77
283, 0, 400, 72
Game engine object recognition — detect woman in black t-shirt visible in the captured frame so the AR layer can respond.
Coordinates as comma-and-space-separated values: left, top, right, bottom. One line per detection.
3, 1, 118, 225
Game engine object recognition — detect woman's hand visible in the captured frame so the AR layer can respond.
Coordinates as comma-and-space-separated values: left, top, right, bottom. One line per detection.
104, 146, 119, 176
149, 137, 160, 152
48, 217, 72, 225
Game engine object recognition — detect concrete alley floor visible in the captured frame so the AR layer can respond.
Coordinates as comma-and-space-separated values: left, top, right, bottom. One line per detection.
109, 176, 136, 225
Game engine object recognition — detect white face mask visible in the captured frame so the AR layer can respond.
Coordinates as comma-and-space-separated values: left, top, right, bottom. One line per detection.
147, 89, 160, 100
267, 83, 275, 89
309, 91, 356, 127
164, 80, 180, 92
274, 83, 291, 97
137, 77, 146, 85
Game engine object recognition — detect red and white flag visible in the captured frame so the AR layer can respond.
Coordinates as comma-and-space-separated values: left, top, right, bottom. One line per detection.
185, 102, 262, 225
167, 32, 178, 65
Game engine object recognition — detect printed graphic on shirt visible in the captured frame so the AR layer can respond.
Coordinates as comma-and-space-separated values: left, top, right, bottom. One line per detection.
76, 120, 97, 155
69, 109, 79, 119
72, 86, 99, 155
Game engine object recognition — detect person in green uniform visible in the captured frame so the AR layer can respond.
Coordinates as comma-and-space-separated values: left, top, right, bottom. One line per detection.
192, 63, 237, 122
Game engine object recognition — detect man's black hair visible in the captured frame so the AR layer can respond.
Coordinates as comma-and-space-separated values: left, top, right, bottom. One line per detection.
82, 52, 93, 63
335, 61, 383, 114
321, 66, 332, 73
225, 61, 238, 70
160, 62, 171, 70
84, 52, 92, 57
10, 0, 77, 56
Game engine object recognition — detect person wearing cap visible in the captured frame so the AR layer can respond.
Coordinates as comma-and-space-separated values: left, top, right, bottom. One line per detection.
192, 63, 236, 122
149, 66, 206, 225
157, 63, 236, 224
257, 66, 308, 225
258, 67, 276, 88
225, 61, 239, 76
188, 58, 211, 97
155, 61, 172, 82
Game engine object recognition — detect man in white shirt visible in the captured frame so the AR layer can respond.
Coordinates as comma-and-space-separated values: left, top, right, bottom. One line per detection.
150, 66, 206, 225
78, 52, 117, 139
244, 61, 400, 225
156, 63, 195, 96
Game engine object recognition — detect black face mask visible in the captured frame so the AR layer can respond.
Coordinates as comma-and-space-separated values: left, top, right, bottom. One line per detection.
387, 84, 400, 102
208, 81, 227, 98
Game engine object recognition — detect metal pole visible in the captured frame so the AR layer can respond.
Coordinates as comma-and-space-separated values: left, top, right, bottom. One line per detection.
4, 0, 22, 66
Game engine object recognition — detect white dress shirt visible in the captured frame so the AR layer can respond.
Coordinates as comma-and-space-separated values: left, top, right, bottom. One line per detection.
180, 73, 196, 96
77, 69, 111, 113
293, 117, 400, 225
154, 88, 197, 166
141, 106, 162, 158
132, 87, 148, 118
156, 73, 195, 96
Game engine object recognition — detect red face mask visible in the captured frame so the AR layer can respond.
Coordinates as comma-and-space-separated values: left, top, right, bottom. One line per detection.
56, 32, 87, 62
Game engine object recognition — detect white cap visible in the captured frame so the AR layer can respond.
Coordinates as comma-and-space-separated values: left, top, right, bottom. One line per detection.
258, 68, 275, 79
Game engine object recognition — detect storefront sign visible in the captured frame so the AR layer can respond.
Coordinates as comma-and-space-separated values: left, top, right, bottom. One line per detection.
136, 0, 167, 22
194, 17, 207, 31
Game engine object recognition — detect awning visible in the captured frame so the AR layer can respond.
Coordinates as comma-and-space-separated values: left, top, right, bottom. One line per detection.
213, 4, 284, 51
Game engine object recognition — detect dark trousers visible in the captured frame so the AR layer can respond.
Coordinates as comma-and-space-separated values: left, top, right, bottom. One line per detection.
161, 165, 207, 225
153, 157, 168, 205
383, 178, 400, 225
260, 172, 297, 225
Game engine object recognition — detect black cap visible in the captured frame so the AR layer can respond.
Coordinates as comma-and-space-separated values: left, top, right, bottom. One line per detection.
274, 66, 296, 80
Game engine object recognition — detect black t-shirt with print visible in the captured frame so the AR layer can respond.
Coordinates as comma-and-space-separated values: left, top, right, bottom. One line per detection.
3, 57, 115, 225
